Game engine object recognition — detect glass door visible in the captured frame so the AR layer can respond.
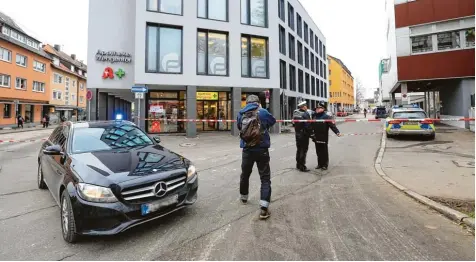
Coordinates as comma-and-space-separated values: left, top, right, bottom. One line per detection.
204, 101, 218, 131
196, 101, 204, 132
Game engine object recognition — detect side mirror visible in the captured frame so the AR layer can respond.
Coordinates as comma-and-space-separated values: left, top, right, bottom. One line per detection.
153, 136, 161, 144
43, 145, 63, 155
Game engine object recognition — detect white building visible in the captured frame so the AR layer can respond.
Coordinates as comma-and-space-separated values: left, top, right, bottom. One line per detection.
87, 0, 328, 137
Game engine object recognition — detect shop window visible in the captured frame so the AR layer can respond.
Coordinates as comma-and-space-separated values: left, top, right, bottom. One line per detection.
24, 105, 33, 123
197, 30, 228, 76
3, 104, 11, 118
146, 24, 183, 74
0, 73, 10, 87
241, 0, 268, 27
241, 35, 268, 78
16, 54, 27, 67
288, 33, 295, 60
289, 65, 296, 91
437, 31, 460, 51
147, 91, 186, 133
15, 77, 27, 90
147, 0, 182, 15
466, 28, 475, 47
411, 35, 433, 53
287, 3, 294, 30
198, 0, 227, 21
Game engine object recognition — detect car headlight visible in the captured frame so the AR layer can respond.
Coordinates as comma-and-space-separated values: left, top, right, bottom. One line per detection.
187, 165, 197, 180
77, 183, 118, 203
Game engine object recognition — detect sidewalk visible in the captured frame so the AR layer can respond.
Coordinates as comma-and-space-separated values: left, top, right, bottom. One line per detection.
381, 125, 475, 215
0, 124, 57, 135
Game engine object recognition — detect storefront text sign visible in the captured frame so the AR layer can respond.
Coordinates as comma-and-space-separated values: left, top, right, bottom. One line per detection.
197, 92, 218, 100
96, 50, 132, 63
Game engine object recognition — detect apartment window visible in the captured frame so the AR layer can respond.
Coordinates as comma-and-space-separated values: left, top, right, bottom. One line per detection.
279, 26, 286, 55
72, 81, 76, 87
315, 56, 319, 75
147, 0, 183, 15
2, 26, 9, 35
310, 53, 315, 72
304, 48, 309, 69
319, 40, 323, 57
288, 34, 295, 60
437, 31, 460, 51
278, 0, 285, 22
241, 35, 268, 78
304, 22, 308, 44
314, 36, 319, 53
298, 69, 303, 93
80, 83, 84, 91
54, 73, 63, 84
329, 69, 332, 75
80, 96, 84, 103
319, 60, 323, 77
33, 81, 45, 92
311, 76, 316, 96
197, 29, 228, 76
198, 0, 228, 21
0, 74, 10, 87
0, 47, 12, 62
324, 82, 328, 98
287, 3, 294, 30
323, 44, 326, 58
411, 35, 433, 53
15, 54, 27, 67
466, 28, 475, 47
53, 90, 63, 100
146, 24, 183, 73
241, 0, 268, 27
317, 80, 321, 97
310, 30, 314, 50
33, 61, 46, 73
323, 64, 327, 80
31, 42, 39, 49
305, 73, 310, 94
11, 31, 18, 40
72, 94, 76, 102
297, 14, 302, 38
319, 80, 323, 97
297, 41, 303, 65
289, 65, 296, 91
3, 104, 11, 118
15, 77, 27, 90
329, 80, 332, 86
280, 60, 286, 89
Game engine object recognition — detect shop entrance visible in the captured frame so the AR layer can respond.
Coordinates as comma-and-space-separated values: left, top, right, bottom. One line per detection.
196, 92, 231, 132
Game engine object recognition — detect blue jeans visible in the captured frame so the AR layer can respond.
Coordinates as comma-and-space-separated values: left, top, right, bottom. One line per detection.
240, 148, 271, 208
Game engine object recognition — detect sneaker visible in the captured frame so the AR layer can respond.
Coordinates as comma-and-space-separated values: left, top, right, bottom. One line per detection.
300, 166, 310, 172
240, 199, 248, 204
259, 208, 270, 220
321, 166, 328, 170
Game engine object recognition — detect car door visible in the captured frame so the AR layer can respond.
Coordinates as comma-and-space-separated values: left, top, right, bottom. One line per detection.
41, 127, 63, 191
49, 125, 69, 203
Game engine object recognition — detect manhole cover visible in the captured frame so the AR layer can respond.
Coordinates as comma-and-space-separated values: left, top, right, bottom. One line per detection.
180, 143, 196, 147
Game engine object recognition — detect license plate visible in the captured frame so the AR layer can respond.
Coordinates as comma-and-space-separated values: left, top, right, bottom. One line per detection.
403, 121, 419, 125
141, 194, 178, 216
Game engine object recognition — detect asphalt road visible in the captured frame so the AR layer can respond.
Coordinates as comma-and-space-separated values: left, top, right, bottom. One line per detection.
0, 121, 474, 260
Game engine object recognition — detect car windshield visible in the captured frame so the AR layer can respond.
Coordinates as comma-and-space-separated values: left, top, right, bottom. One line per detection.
393, 111, 427, 119
377, 108, 386, 114
71, 124, 154, 154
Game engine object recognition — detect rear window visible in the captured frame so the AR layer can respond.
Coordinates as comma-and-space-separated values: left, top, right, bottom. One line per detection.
377, 108, 386, 114
393, 111, 427, 119
72, 124, 153, 154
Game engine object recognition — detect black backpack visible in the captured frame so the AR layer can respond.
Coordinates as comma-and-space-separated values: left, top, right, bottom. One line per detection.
240, 109, 263, 147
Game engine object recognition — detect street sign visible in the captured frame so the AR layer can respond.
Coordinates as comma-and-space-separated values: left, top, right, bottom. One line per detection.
131, 86, 148, 93
86, 90, 93, 101
135, 92, 144, 99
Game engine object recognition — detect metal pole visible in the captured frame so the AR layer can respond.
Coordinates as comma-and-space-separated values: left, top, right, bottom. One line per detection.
88, 100, 91, 121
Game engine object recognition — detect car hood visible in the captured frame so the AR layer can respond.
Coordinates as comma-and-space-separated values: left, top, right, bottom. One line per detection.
70, 144, 189, 187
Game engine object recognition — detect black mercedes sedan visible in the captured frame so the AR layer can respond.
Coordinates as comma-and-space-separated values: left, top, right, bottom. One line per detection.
37, 120, 198, 243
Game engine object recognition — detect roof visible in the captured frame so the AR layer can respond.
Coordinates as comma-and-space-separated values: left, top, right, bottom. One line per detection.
0, 11, 25, 34
43, 44, 87, 71
328, 55, 353, 78
50, 62, 87, 80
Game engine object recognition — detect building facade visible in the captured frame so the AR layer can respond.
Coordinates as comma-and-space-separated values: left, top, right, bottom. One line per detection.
43, 44, 88, 122
0, 11, 52, 128
381, 0, 475, 129
328, 55, 354, 113
87, 0, 328, 137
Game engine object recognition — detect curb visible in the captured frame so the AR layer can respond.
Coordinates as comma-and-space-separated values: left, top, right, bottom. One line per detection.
0, 126, 56, 135
374, 129, 475, 231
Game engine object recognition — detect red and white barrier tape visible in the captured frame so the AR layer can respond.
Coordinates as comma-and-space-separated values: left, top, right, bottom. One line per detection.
0, 138, 47, 145
137, 118, 475, 123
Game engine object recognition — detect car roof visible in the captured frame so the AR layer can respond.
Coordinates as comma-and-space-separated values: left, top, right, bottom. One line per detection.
391, 108, 425, 112
67, 120, 136, 129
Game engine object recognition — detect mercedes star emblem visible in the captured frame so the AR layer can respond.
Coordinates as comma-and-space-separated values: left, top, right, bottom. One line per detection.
154, 182, 167, 197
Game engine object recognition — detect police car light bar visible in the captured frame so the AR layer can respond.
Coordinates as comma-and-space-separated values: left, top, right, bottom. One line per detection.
392, 104, 420, 109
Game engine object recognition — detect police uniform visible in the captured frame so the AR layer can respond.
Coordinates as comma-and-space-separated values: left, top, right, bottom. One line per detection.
311, 102, 341, 170
293, 101, 313, 172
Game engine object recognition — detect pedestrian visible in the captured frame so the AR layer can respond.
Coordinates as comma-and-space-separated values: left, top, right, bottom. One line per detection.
293, 100, 313, 172
237, 94, 276, 220
17, 114, 24, 129
43, 114, 50, 128
364, 108, 367, 118
311, 102, 342, 170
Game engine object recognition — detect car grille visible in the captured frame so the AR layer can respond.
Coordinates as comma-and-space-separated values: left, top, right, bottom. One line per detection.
121, 175, 186, 202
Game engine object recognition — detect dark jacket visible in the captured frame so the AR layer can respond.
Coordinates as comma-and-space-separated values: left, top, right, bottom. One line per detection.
311, 112, 340, 143
293, 109, 313, 139
237, 103, 276, 150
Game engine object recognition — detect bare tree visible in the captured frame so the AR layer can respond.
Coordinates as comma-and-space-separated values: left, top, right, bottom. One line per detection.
355, 78, 365, 107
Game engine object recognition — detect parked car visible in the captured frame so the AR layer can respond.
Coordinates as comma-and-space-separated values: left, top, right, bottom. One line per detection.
375, 106, 388, 119
37, 120, 198, 243
385, 105, 435, 140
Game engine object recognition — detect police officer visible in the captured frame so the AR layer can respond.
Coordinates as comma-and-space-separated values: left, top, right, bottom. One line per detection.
293, 101, 313, 172
311, 102, 341, 170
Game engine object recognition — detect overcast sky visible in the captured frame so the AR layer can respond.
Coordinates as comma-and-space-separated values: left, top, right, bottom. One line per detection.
1, 0, 386, 98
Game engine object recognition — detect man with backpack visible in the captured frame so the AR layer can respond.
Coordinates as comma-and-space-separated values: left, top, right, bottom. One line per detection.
237, 94, 276, 220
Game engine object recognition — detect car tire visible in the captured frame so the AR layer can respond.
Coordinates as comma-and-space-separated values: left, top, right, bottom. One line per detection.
60, 190, 79, 243
37, 162, 47, 189
386, 133, 394, 139
428, 134, 435, 140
